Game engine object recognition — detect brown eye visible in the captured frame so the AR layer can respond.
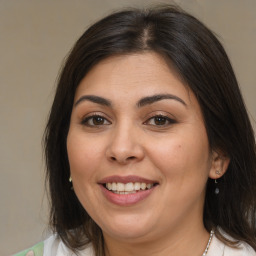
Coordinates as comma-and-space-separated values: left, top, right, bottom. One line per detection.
92, 116, 105, 125
82, 115, 111, 126
145, 115, 176, 126
154, 116, 168, 125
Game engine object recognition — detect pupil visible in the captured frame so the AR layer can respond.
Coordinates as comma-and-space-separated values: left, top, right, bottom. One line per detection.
93, 116, 104, 125
155, 116, 166, 125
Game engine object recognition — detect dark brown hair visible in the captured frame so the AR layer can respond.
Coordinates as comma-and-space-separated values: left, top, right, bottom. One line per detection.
44, 5, 256, 255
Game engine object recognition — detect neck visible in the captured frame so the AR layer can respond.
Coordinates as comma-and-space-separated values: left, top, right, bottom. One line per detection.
104, 223, 210, 256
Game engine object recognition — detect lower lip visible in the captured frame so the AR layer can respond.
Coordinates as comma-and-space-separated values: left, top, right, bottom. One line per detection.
100, 185, 157, 206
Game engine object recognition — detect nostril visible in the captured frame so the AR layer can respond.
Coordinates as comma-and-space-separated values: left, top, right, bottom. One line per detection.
109, 155, 136, 163
127, 156, 136, 160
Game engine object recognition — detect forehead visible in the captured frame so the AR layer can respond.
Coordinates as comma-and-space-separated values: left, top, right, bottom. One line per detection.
74, 52, 192, 104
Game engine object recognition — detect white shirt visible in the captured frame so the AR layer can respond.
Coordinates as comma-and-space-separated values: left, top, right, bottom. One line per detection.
16, 233, 255, 256
207, 234, 256, 256
42, 233, 256, 256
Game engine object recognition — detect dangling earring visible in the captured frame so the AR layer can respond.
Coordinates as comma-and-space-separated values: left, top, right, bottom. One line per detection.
214, 170, 221, 195
69, 176, 73, 190
214, 179, 219, 194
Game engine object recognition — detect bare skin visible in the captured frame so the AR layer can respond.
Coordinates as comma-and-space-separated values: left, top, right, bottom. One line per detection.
67, 52, 229, 256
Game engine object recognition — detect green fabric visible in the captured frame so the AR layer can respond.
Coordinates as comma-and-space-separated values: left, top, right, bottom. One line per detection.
13, 241, 44, 256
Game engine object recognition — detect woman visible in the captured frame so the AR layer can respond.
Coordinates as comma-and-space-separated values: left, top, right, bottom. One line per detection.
16, 5, 256, 256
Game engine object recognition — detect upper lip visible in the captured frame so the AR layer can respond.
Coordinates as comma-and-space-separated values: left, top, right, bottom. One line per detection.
98, 175, 158, 184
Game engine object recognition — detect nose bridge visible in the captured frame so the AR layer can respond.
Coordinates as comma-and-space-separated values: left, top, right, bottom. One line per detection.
106, 119, 144, 163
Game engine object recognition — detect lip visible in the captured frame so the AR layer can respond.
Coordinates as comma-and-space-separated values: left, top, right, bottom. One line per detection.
100, 184, 157, 206
98, 175, 158, 184
98, 175, 159, 206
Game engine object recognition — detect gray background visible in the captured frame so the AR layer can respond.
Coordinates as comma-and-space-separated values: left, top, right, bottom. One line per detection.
0, 0, 255, 255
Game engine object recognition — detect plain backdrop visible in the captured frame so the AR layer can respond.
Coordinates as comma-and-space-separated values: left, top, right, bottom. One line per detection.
0, 0, 255, 255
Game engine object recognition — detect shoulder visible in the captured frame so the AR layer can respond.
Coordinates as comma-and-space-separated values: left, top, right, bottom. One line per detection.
13, 235, 95, 256
13, 241, 44, 256
44, 235, 94, 255
225, 241, 256, 256
208, 233, 256, 256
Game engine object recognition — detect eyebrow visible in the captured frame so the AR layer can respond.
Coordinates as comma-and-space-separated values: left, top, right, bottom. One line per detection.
74, 93, 187, 108
74, 95, 111, 107
137, 94, 187, 107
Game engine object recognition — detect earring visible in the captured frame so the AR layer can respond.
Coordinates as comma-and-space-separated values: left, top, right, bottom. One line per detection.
214, 179, 219, 194
214, 170, 221, 195
69, 176, 73, 190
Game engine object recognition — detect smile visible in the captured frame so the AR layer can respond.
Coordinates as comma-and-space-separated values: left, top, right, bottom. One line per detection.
99, 175, 159, 206
105, 182, 154, 194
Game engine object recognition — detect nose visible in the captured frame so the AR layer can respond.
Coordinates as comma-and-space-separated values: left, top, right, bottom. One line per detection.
105, 124, 145, 164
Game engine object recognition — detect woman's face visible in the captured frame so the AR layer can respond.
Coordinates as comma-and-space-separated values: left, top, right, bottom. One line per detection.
67, 53, 218, 243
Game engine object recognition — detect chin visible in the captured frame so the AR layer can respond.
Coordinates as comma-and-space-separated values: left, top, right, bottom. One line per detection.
99, 213, 156, 241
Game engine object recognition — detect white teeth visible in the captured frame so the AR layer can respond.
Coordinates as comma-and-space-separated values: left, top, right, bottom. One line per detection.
125, 182, 134, 191
105, 182, 154, 193
117, 183, 124, 191
112, 183, 117, 191
113, 191, 137, 194
140, 183, 146, 190
147, 183, 153, 189
134, 182, 140, 190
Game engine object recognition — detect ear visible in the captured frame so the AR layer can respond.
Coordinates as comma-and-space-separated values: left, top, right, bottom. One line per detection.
208, 150, 230, 180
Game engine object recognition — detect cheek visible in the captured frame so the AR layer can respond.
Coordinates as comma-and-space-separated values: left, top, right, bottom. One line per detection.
150, 142, 186, 178
66, 131, 104, 213
148, 129, 211, 180
67, 131, 103, 179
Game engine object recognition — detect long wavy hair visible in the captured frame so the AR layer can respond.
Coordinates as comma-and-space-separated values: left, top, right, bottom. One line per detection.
44, 5, 256, 255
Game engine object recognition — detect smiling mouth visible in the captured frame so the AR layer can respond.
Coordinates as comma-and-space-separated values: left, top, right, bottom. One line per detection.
104, 182, 158, 194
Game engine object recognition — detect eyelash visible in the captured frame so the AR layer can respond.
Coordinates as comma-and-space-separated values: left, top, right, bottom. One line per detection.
81, 114, 111, 127
81, 114, 176, 127
144, 114, 176, 127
